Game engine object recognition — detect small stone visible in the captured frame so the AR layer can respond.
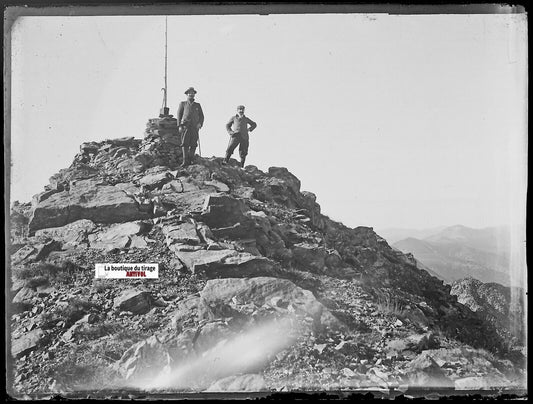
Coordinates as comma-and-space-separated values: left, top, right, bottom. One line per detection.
11, 328, 45, 358
42, 351, 55, 360
341, 368, 356, 378
314, 344, 327, 354
335, 340, 347, 350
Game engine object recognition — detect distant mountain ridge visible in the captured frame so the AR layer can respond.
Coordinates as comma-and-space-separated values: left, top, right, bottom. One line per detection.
424, 225, 512, 257
376, 226, 447, 245
379, 225, 513, 286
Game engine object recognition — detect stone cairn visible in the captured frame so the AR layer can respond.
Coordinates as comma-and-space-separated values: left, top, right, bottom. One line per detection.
138, 111, 184, 169
72, 111, 185, 175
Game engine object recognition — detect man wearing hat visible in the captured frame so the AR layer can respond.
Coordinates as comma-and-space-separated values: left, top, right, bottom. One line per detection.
224, 105, 257, 168
177, 87, 204, 167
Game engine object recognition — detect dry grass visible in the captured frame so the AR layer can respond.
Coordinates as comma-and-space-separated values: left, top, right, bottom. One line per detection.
44, 343, 122, 391
375, 291, 407, 317
13, 261, 80, 284
77, 321, 123, 341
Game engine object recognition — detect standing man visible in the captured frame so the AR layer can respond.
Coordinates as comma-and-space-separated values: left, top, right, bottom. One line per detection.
177, 87, 204, 167
224, 105, 257, 167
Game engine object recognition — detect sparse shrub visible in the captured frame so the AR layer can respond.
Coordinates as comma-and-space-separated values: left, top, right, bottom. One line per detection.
34, 263, 62, 278
52, 297, 97, 326
92, 279, 114, 293
114, 327, 153, 345
51, 260, 80, 282
13, 261, 80, 284
77, 321, 122, 340
12, 266, 37, 280
89, 338, 127, 362
330, 310, 371, 333
375, 289, 407, 317
25, 275, 49, 289
140, 318, 162, 331
39, 311, 60, 329
68, 297, 95, 311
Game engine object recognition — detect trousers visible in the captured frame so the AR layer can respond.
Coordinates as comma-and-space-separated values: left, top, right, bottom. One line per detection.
226, 134, 249, 160
179, 125, 199, 147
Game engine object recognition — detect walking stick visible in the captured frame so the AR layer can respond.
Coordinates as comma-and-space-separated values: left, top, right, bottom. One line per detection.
197, 132, 202, 157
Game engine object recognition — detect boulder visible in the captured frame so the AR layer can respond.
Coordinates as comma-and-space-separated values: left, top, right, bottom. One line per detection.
34, 219, 96, 248
33, 188, 62, 204
200, 193, 247, 228
173, 178, 202, 193
11, 245, 37, 264
105, 136, 139, 148
203, 180, 230, 193
404, 351, 453, 387
170, 296, 201, 329
198, 277, 341, 330
163, 222, 201, 246
173, 249, 278, 278
10, 278, 25, 295
88, 221, 148, 250
11, 240, 61, 264
12, 328, 45, 358
291, 243, 327, 272
29, 179, 150, 232
173, 249, 236, 271
114, 335, 171, 380
253, 167, 302, 208
139, 171, 173, 190
12, 286, 38, 305
231, 186, 255, 199
160, 190, 212, 213
209, 221, 256, 240
114, 290, 155, 314
62, 323, 84, 343
36, 283, 55, 297
129, 235, 149, 249
268, 167, 301, 194
48, 164, 99, 191
215, 253, 278, 278
80, 141, 100, 154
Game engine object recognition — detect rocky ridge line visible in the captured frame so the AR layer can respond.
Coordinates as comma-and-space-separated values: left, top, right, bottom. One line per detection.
9, 128, 526, 395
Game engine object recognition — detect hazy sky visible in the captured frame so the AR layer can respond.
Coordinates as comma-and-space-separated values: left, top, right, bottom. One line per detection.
8, 12, 527, 230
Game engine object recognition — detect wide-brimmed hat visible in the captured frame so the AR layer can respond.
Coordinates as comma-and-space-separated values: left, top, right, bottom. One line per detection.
184, 87, 197, 95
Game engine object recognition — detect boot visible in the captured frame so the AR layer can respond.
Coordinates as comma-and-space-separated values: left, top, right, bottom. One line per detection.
240, 157, 246, 168
223, 153, 231, 164
180, 147, 188, 167
189, 147, 197, 164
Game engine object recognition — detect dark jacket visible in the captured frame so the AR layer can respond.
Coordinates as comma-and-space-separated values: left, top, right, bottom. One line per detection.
226, 114, 257, 136
177, 101, 204, 128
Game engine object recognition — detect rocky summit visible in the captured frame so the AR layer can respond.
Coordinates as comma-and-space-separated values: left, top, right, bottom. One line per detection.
8, 130, 527, 397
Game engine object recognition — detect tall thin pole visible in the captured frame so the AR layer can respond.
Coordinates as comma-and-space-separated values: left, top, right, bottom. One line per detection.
163, 16, 168, 109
